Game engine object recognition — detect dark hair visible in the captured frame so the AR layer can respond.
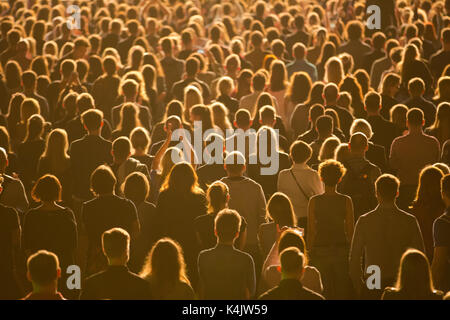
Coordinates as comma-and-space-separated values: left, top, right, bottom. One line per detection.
31, 174, 62, 202
27, 250, 59, 286
266, 192, 297, 227
280, 247, 305, 274
214, 209, 242, 242
90, 165, 116, 195
375, 174, 400, 201
407, 108, 424, 127
290, 140, 312, 164
123, 172, 149, 205
81, 109, 103, 132
412, 166, 444, 209
102, 228, 130, 259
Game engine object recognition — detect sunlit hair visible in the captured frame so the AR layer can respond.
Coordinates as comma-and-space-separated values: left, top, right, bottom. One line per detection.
324, 57, 344, 85
266, 192, 297, 227
392, 249, 437, 297
350, 118, 373, 140
20, 98, 40, 124
42, 129, 70, 173
117, 103, 142, 134
121, 71, 149, 102
278, 228, 308, 265
210, 102, 232, 136
411, 165, 445, 209
140, 238, 191, 292
122, 171, 150, 205
159, 147, 183, 186
160, 162, 202, 195
130, 126, 150, 154
381, 73, 401, 95
31, 174, 62, 202
184, 85, 203, 121
24, 114, 44, 143
319, 136, 341, 162
335, 143, 351, 163
206, 181, 229, 213
286, 72, 312, 105
269, 60, 287, 92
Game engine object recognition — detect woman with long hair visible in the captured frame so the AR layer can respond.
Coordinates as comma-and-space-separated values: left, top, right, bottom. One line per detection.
141, 64, 161, 123
0, 126, 18, 175
258, 192, 297, 258
267, 60, 289, 129
380, 73, 401, 120
130, 126, 153, 171
324, 56, 344, 86
17, 114, 45, 191
409, 166, 445, 261
433, 76, 450, 105
210, 102, 232, 137
194, 181, 247, 251
382, 249, 444, 300
155, 162, 208, 287
290, 81, 325, 138
400, 44, 433, 96
184, 85, 203, 122
252, 92, 287, 138
37, 129, 72, 205
140, 238, 195, 299
339, 75, 365, 118
317, 41, 336, 81
234, 69, 253, 101
285, 72, 312, 129
425, 102, 450, 146
112, 103, 142, 140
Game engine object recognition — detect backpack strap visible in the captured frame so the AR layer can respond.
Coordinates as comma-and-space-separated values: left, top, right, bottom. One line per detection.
290, 169, 311, 201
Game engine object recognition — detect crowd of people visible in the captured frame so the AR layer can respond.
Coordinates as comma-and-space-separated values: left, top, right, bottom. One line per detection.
0, 0, 449, 300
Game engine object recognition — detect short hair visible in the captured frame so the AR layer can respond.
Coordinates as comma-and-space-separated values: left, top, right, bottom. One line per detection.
376, 174, 399, 201
102, 228, 130, 259
346, 20, 364, 40
280, 247, 305, 274
318, 159, 347, 187
31, 174, 62, 202
408, 77, 425, 96
349, 132, 369, 152
218, 76, 234, 95
252, 72, 266, 91
22, 70, 37, 88
250, 30, 263, 47
214, 209, 242, 242
103, 56, 117, 76
81, 109, 103, 132
224, 151, 246, 174
365, 91, 381, 113
259, 105, 276, 123
323, 83, 339, 102
123, 172, 149, 205
372, 32, 386, 50
290, 140, 312, 164
350, 119, 373, 140
442, 27, 450, 44
234, 109, 251, 128
121, 79, 138, 98
74, 37, 90, 48
112, 137, 131, 160
27, 250, 60, 286
90, 165, 116, 195
130, 127, 150, 152
185, 57, 199, 77
407, 108, 424, 127
316, 115, 333, 135
293, 43, 306, 60
441, 174, 450, 199
310, 104, 325, 124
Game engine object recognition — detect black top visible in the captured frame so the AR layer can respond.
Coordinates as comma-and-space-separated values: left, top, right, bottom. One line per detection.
22, 207, 77, 268
82, 194, 138, 274
196, 163, 228, 191
69, 135, 112, 200
172, 77, 211, 103
403, 96, 436, 128
79, 265, 152, 300
259, 279, 325, 300
17, 138, 45, 190
382, 287, 444, 300
325, 105, 354, 139
367, 114, 400, 158
0, 204, 19, 275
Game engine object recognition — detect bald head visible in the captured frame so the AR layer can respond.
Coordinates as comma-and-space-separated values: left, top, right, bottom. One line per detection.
349, 132, 368, 154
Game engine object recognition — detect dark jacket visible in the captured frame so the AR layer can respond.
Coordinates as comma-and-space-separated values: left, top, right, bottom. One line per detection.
259, 279, 325, 300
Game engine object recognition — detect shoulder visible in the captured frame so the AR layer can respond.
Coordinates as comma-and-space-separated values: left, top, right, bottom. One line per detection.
381, 287, 400, 300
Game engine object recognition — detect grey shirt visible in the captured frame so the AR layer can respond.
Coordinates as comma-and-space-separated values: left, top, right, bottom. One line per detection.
349, 203, 425, 289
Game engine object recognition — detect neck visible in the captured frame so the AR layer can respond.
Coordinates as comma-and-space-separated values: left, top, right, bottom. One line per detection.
324, 185, 337, 194
408, 126, 423, 134
325, 100, 337, 106
281, 272, 301, 282
218, 240, 234, 246
367, 110, 379, 117
40, 201, 59, 209
108, 258, 127, 267
88, 129, 101, 136
124, 97, 135, 102
32, 282, 58, 295
133, 149, 147, 156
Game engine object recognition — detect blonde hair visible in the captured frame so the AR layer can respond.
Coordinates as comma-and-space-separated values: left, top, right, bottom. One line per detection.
42, 129, 70, 173
324, 57, 344, 86
210, 102, 232, 135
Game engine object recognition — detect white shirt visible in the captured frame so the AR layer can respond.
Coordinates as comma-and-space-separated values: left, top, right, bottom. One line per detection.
277, 163, 324, 218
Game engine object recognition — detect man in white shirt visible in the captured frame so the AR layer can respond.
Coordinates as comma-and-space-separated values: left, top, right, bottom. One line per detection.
277, 141, 323, 229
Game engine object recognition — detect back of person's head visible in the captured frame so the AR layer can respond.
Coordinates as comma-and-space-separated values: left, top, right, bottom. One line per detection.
250, 30, 263, 47
292, 42, 306, 60
140, 237, 189, 287
130, 127, 150, 153
207, 181, 229, 213
31, 174, 61, 203
279, 247, 305, 276
364, 91, 381, 113
112, 137, 131, 161
234, 109, 251, 129
81, 109, 103, 132
214, 209, 242, 243
121, 79, 138, 98
103, 56, 117, 76
346, 20, 363, 41
442, 27, 450, 44
164, 162, 199, 194
160, 37, 173, 54
20, 98, 40, 123
278, 229, 306, 254
372, 32, 386, 50
0, 147, 7, 173
315, 115, 333, 136
350, 119, 373, 140
76, 93, 95, 113
25, 114, 44, 142
27, 250, 60, 287
349, 132, 369, 153
441, 173, 450, 200
266, 192, 296, 227
408, 77, 425, 97
394, 249, 435, 295
309, 104, 325, 125
60, 59, 76, 78
252, 72, 266, 91
407, 108, 425, 128
22, 70, 37, 90
123, 172, 149, 205
90, 165, 116, 195
375, 174, 399, 202
323, 83, 339, 103
290, 140, 312, 164
318, 159, 347, 187
319, 136, 341, 161
102, 228, 130, 261
165, 115, 182, 131
185, 57, 199, 77
259, 105, 276, 125
224, 151, 246, 176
